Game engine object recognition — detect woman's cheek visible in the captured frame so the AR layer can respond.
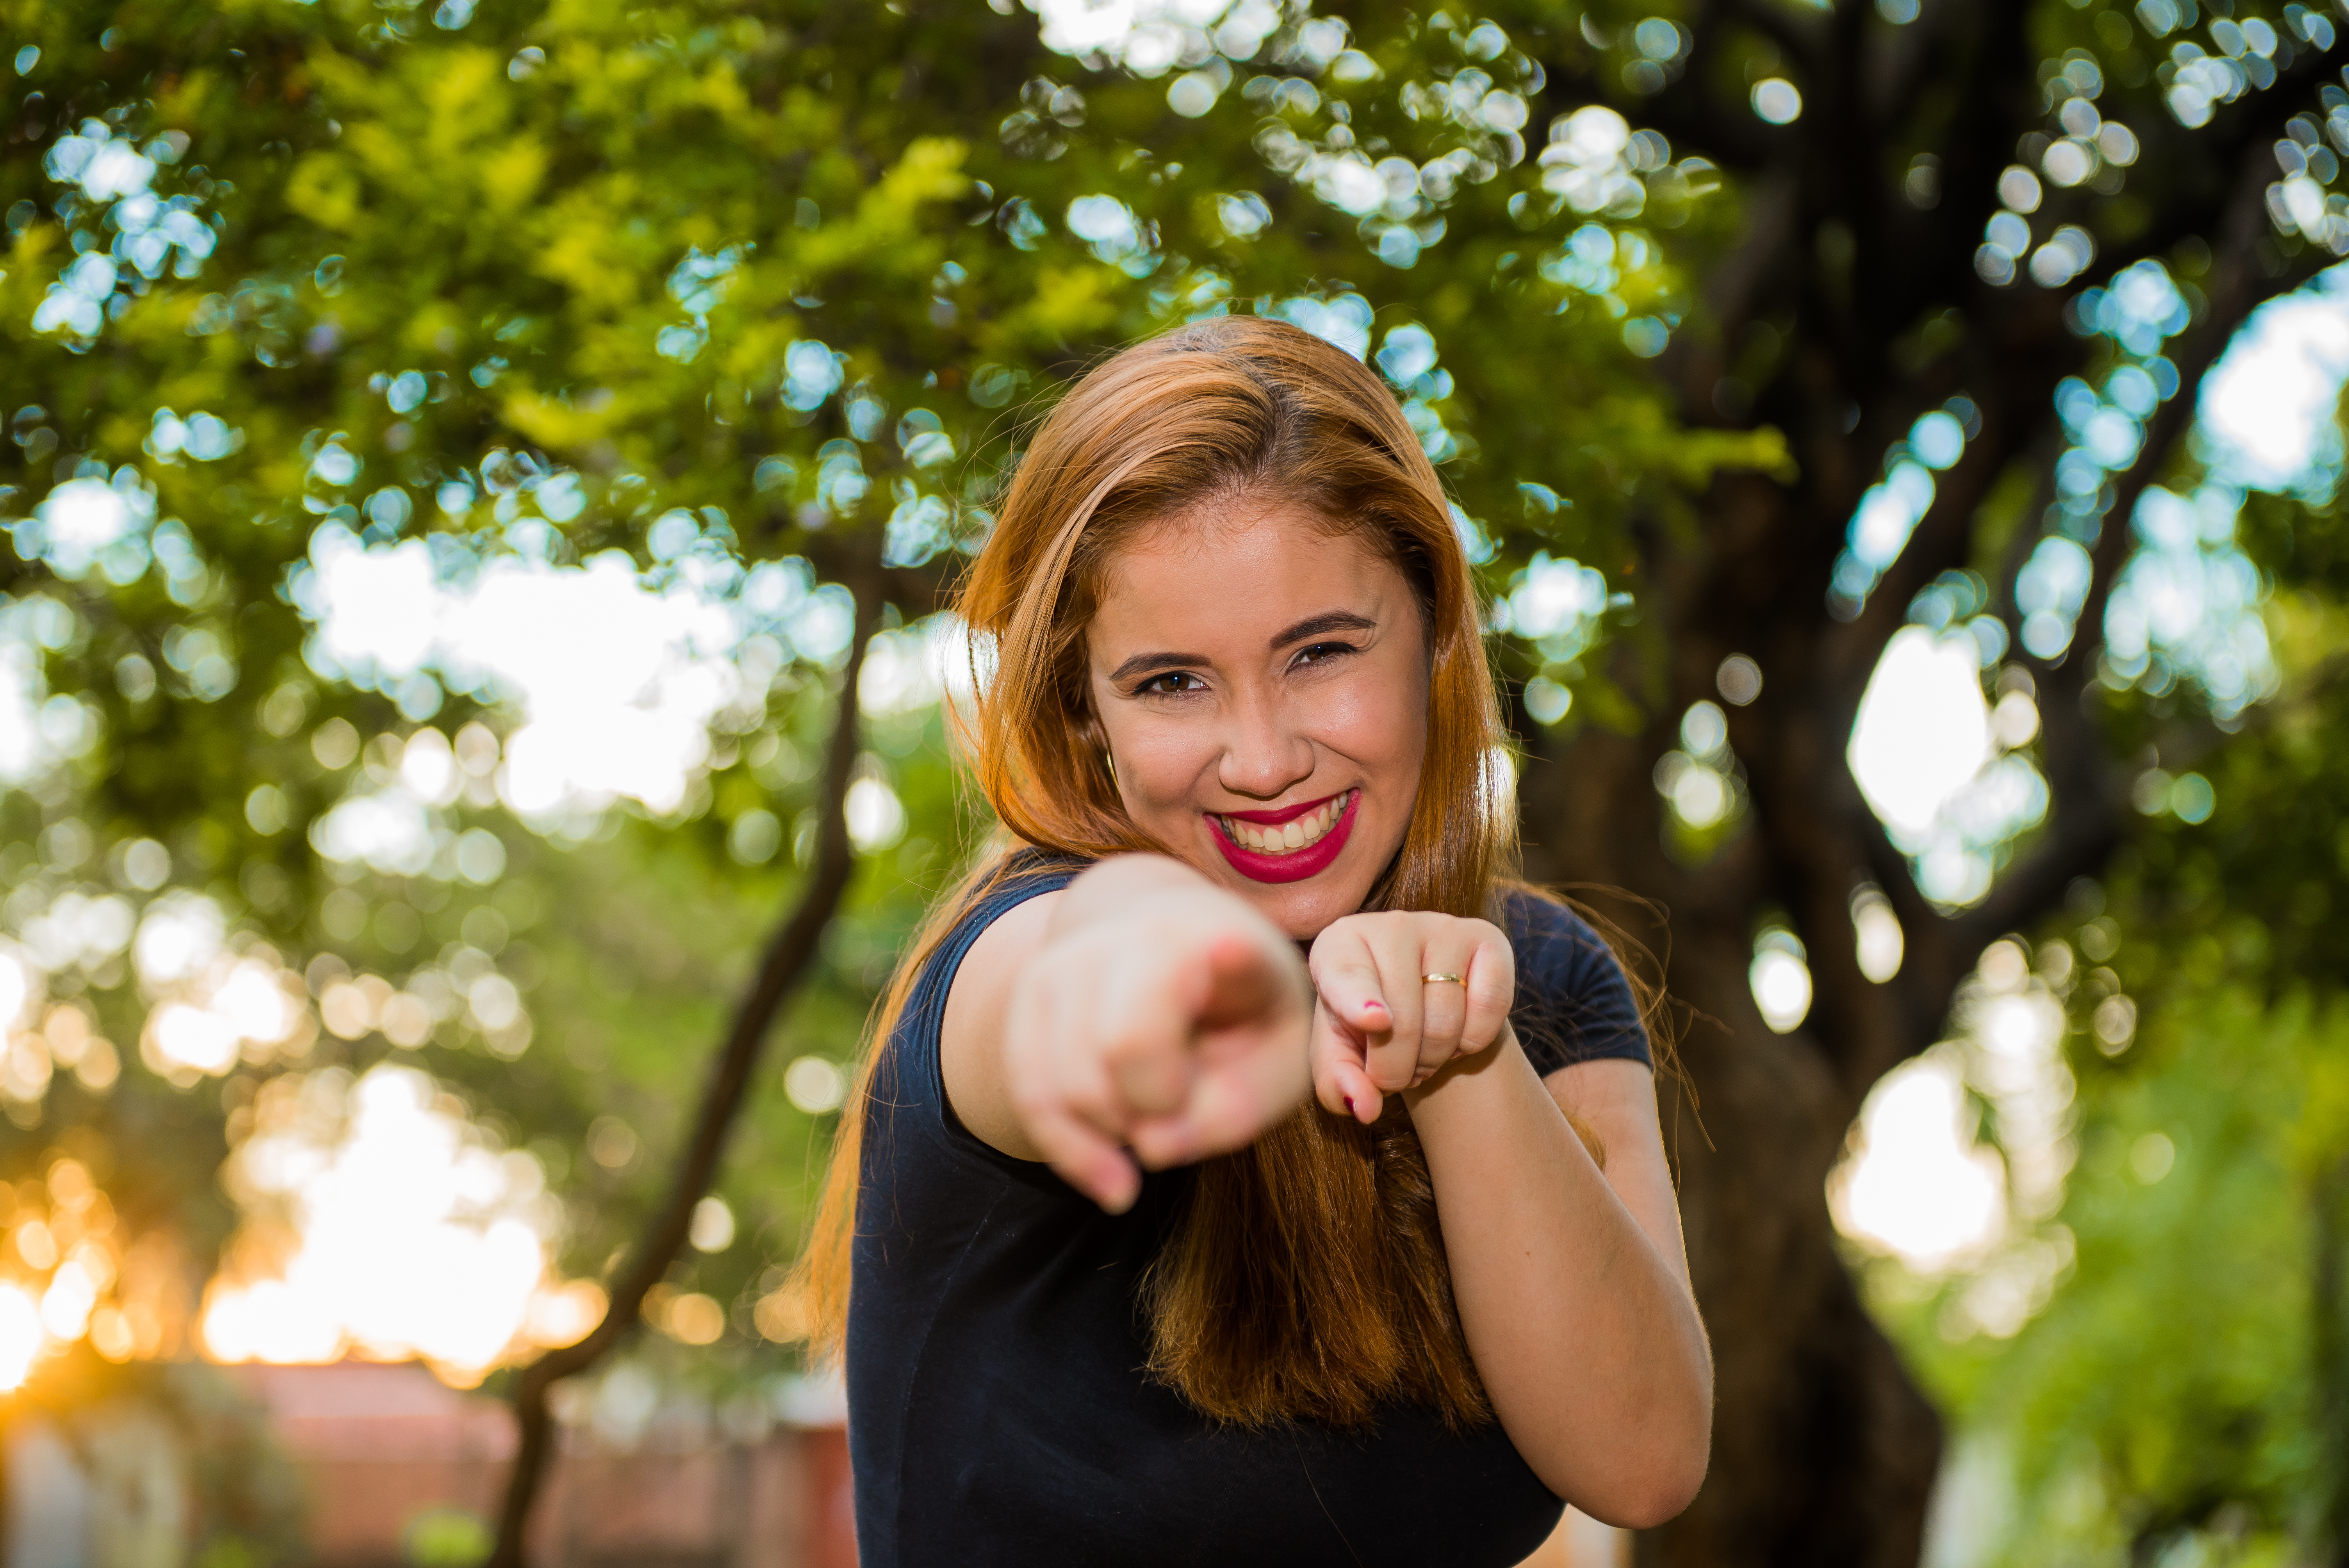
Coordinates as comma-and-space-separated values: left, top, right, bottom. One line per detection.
1307, 674, 1424, 782
1110, 721, 1218, 824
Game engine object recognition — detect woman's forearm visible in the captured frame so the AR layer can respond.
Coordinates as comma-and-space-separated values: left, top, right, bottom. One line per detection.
1405, 1036, 1712, 1526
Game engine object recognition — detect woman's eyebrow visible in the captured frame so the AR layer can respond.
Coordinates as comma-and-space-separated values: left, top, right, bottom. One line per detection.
1108, 649, 1209, 683
1270, 610, 1376, 647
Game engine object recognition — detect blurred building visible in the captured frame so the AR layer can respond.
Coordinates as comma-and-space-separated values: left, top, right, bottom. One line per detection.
3, 1360, 856, 1568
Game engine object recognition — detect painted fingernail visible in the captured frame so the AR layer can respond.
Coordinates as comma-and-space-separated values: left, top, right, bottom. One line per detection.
1363, 1000, 1387, 1013
1342, 1094, 1356, 1115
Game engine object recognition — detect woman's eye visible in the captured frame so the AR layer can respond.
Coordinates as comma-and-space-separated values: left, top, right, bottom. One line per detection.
1293, 641, 1359, 667
1137, 671, 1205, 696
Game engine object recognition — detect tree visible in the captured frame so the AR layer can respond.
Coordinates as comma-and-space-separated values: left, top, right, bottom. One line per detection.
1495, 1, 2347, 1557
2, 0, 2342, 1561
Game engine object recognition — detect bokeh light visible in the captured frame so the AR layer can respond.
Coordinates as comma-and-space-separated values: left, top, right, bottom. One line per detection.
1832, 938, 2087, 1338
1832, 1057, 2007, 1271
1749, 929, 1813, 1034
0, 1285, 41, 1390
200, 1064, 594, 1383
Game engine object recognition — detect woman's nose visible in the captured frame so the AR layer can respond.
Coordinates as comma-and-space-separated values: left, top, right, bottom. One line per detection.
1216, 693, 1314, 801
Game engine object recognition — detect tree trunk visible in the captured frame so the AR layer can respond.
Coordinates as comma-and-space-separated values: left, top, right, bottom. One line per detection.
1649, 937, 1943, 1565
488, 579, 883, 1567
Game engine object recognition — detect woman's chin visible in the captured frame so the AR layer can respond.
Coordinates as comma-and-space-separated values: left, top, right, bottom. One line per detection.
1210, 850, 1378, 940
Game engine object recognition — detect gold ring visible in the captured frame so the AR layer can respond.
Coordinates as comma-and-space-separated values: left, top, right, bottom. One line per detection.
1421, 972, 1463, 985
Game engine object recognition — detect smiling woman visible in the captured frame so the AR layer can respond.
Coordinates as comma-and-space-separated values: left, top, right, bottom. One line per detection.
1090, 520, 1421, 905
797, 317, 1711, 1566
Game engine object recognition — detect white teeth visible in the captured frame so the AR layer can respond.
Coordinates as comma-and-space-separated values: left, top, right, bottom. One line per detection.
1221, 791, 1351, 855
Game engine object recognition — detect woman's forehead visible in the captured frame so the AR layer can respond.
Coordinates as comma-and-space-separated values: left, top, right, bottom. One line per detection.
1089, 509, 1404, 654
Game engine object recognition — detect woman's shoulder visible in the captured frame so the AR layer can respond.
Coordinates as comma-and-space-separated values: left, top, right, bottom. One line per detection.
917, 847, 1094, 1002
960, 846, 1094, 920
1494, 884, 1652, 1074
867, 849, 1093, 1180
1494, 884, 1613, 969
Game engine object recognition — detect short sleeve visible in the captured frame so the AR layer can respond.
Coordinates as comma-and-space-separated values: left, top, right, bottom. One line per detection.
873, 851, 1091, 1175
1498, 889, 1651, 1075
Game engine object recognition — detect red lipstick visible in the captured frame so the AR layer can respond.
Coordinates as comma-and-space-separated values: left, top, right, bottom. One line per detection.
1206, 789, 1358, 885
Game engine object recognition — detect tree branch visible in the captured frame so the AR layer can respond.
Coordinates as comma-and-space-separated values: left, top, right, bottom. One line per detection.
1871, 0, 2037, 337
486, 571, 884, 1568
2060, 165, 2331, 684
2088, 28, 2349, 287
1857, 169, 2328, 1034
1935, 142, 2332, 943
1772, 77, 2342, 1074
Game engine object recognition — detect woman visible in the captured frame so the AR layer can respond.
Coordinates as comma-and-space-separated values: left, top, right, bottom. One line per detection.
804, 315, 1711, 1565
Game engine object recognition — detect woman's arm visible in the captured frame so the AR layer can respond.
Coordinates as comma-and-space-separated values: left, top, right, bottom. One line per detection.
940, 853, 1314, 1211
1406, 1044, 1712, 1527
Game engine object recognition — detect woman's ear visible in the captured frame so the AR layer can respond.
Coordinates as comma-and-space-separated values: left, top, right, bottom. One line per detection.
1071, 702, 1118, 789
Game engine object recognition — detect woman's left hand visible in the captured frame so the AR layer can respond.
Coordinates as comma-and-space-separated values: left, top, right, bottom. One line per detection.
1306, 911, 1516, 1124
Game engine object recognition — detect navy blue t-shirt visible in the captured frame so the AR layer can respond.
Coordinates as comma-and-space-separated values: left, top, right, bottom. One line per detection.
846, 857, 1650, 1567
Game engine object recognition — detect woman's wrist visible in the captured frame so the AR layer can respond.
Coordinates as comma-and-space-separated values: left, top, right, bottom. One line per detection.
1400, 1020, 1534, 1126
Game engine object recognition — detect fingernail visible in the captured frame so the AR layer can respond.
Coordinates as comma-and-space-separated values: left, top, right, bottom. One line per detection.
1342, 1094, 1356, 1115
1363, 1000, 1387, 1013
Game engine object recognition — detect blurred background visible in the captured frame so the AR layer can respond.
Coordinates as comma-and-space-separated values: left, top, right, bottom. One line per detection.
2, 0, 2347, 1562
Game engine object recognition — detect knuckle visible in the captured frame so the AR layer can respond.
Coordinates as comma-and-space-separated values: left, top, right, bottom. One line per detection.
1313, 915, 1367, 949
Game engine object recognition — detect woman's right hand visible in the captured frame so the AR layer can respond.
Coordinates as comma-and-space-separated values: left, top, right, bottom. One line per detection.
999, 861, 1314, 1212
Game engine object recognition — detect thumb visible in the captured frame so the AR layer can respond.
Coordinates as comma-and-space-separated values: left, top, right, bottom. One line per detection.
1309, 1001, 1383, 1124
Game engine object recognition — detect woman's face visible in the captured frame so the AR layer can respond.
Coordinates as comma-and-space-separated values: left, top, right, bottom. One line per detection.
1085, 499, 1431, 940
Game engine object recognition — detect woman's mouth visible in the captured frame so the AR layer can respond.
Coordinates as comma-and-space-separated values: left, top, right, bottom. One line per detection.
1205, 789, 1358, 884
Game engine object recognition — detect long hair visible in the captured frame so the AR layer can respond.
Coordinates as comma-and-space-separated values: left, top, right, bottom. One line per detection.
804, 315, 1535, 1430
